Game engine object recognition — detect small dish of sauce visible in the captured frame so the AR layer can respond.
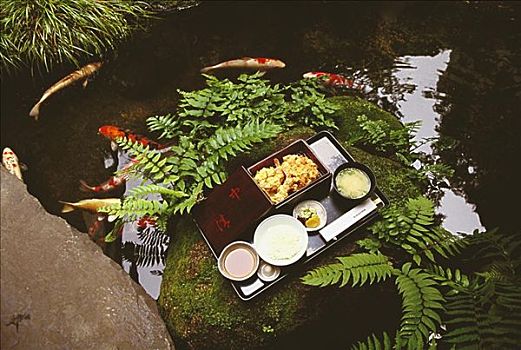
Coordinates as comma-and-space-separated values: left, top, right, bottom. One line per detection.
218, 241, 259, 281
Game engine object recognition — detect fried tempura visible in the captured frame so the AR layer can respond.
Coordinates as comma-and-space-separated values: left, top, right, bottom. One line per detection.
253, 154, 319, 203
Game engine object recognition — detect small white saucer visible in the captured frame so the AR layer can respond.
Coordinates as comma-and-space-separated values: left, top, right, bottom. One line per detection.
293, 200, 327, 232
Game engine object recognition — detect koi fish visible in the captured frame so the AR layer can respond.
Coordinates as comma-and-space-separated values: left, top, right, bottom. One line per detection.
98, 125, 166, 150
79, 159, 135, 193
302, 72, 358, 88
29, 62, 103, 120
137, 216, 157, 229
200, 57, 286, 73
79, 175, 127, 193
2, 147, 23, 181
60, 198, 120, 213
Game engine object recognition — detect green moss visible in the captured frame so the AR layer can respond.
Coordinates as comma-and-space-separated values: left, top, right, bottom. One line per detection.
158, 98, 423, 349
159, 218, 305, 350
329, 95, 403, 142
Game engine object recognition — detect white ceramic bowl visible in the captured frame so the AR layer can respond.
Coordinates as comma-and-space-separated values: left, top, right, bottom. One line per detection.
218, 241, 259, 281
292, 200, 328, 232
253, 214, 308, 266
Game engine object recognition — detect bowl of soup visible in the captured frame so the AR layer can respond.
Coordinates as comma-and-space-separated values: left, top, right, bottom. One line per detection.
218, 241, 260, 281
333, 162, 376, 202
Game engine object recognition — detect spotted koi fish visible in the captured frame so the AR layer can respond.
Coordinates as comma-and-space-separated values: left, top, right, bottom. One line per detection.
302, 72, 358, 88
79, 160, 135, 193
2, 147, 23, 181
200, 57, 286, 73
98, 125, 166, 150
29, 62, 103, 120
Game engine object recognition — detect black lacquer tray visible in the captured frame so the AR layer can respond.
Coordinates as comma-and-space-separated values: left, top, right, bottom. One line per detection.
195, 131, 389, 301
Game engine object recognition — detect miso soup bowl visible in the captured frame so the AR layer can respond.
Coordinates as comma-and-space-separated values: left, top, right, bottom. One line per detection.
218, 241, 260, 281
333, 162, 376, 203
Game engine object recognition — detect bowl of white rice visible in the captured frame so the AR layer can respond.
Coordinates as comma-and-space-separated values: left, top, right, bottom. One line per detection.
253, 214, 308, 266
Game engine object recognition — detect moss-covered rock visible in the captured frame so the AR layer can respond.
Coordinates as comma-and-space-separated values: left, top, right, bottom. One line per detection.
158, 97, 422, 349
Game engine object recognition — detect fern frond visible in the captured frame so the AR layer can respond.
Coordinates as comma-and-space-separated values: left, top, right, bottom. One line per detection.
172, 182, 203, 215
356, 237, 382, 254
443, 279, 521, 348
394, 263, 444, 350
351, 332, 394, 350
147, 114, 181, 140
371, 196, 466, 265
466, 229, 521, 277
426, 264, 471, 292
115, 136, 176, 184
129, 183, 188, 199
204, 120, 282, 165
196, 121, 281, 189
100, 197, 170, 222
302, 253, 393, 288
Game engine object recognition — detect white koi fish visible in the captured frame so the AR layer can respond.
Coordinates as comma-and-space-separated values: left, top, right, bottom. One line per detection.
2, 147, 23, 181
200, 57, 285, 73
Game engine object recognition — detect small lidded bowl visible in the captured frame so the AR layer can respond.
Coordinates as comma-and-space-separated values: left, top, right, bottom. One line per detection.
333, 162, 376, 203
218, 241, 260, 281
257, 261, 281, 282
293, 200, 327, 232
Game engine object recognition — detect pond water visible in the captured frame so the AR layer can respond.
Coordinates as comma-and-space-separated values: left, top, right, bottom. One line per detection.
1, 1, 519, 347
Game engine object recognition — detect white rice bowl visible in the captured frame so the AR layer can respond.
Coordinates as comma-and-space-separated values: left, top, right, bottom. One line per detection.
253, 214, 308, 266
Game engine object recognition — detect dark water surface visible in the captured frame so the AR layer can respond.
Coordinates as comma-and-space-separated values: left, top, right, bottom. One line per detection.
1, 1, 519, 347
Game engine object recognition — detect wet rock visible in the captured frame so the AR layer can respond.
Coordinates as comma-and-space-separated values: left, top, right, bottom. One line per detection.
0, 168, 174, 350
158, 97, 421, 349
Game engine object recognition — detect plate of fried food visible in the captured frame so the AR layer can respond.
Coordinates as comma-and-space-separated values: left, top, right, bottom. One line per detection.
253, 153, 320, 204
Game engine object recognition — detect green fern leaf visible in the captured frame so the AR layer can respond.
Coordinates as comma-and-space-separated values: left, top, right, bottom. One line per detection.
302, 253, 393, 288
394, 264, 444, 349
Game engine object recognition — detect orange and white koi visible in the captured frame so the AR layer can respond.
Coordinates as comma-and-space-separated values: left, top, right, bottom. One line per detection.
79, 175, 127, 193
98, 125, 166, 150
200, 57, 286, 73
29, 62, 103, 120
60, 198, 120, 213
2, 147, 23, 181
302, 72, 358, 88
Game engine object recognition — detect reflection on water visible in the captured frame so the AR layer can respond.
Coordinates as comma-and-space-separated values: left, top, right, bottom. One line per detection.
389, 51, 484, 234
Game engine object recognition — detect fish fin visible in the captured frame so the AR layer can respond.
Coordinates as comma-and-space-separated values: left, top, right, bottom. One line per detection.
110, 141, 118, 152
29, 103, 40, 120
107, 215, 117, 223
59, 201, 76, 213
200, 66, 215, 74
79, 180, 95, 192
82, 79, 89, 88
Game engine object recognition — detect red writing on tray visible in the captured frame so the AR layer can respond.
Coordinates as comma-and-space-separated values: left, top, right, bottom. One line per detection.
215, 214, 231, 232
228, 187, 241, 200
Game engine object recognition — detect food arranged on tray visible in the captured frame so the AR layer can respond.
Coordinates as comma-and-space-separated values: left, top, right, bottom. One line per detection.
253, 154, 320, 203
193, 132, 389, 300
